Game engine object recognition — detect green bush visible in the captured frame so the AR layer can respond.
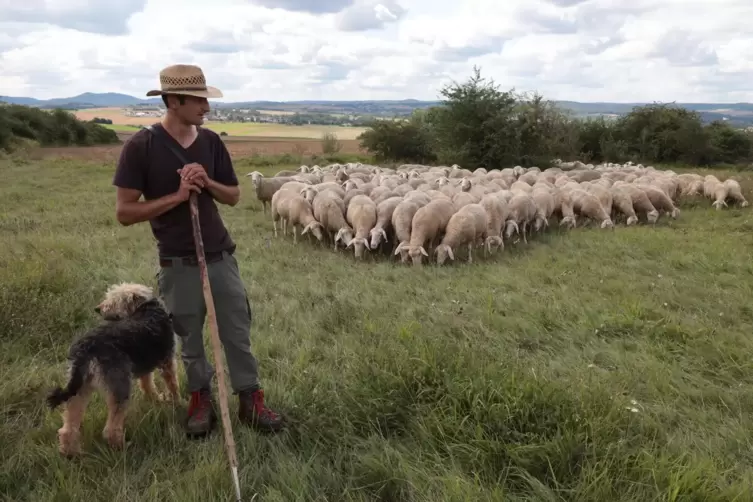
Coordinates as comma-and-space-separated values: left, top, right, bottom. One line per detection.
356, 66, 753, 169
0, 104, 120, 152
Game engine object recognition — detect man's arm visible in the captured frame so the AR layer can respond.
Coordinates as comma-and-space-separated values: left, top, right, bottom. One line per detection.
209, 132, 241, 207
204, 179, 240, 206
115, 187, 184, 226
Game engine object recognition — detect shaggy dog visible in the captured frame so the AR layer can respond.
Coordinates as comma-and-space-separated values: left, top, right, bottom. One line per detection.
46, 282, 179, 457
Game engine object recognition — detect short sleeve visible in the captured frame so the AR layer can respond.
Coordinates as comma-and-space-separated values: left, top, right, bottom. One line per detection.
212, 134, 239, 187
113, 134, 147, 191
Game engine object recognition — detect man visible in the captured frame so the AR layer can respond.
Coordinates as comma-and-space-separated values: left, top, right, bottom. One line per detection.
112, 64, 284, 437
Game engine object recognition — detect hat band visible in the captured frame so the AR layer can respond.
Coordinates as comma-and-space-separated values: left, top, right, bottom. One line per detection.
161, 85, 209, 92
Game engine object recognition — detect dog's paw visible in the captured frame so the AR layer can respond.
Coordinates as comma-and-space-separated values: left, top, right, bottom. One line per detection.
58, 431, 82, 457
103, 428, 125, 450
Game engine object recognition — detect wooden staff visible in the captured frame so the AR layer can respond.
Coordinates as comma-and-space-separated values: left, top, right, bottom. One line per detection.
189, 192, 242, 502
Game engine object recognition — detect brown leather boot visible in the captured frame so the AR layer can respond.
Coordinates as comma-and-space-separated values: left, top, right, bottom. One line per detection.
185, 388, 217, 438
238, 388, 284, 433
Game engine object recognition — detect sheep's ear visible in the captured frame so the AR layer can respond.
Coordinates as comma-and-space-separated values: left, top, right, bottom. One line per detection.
419, 246, 428, 257
447, 247, 455, 260
394, 243, 404, 255
379, 228, 387, 240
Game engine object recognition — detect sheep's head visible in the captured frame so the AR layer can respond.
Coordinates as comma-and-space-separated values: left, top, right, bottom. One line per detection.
647, 210, 660, 223
626, 215, 639, 226
300, 187, 317, 204
301, 221, 324, 241
342, 180, 359, 191
398, 171, 408, 180
533, 216, 548, 232
245, 171, 263, 187
712, 199, 727, 210
408, 245, 428, 266
435, 177, 449, 186
600, 218, 614, 230
434, 244, 454, 265
299, 165, 309, 173
504, 220, 520, 238
347, 237, 370, 259
460, 178, 472, 192
369, 227, 388, 249
559, 216, 576, 229
485, 236, 504, 255
670, 207, 681, 219
334, 227, 354, 250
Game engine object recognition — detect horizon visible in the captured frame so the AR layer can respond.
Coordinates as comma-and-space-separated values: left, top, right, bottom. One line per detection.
1, 1, 751, 104
3, 90, 753, 106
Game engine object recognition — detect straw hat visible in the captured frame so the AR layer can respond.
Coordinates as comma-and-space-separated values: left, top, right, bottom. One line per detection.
146, 64, 223, 98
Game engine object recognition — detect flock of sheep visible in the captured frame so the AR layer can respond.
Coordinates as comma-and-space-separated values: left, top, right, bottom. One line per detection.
244, 160, 748, 265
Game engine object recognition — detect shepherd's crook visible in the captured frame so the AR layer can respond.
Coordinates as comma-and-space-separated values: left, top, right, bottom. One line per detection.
188, 192, 242, 502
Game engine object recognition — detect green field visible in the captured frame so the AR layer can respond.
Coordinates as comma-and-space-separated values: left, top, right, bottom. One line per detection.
101, 122, 366, 140
2, 155, 753, 501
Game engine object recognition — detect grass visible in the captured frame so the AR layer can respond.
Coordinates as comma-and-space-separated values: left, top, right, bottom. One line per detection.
2, 155, 753, 501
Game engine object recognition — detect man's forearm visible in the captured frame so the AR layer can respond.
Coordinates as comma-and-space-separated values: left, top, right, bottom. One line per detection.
206, 179, 240, 206
116, 192, 183, 226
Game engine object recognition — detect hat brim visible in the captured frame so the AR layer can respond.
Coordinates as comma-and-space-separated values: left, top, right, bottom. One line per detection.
146, 85, 223, 99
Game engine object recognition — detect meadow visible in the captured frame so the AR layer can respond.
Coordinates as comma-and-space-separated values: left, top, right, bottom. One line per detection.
74, 107, 367, 140
2, 150, 753, 501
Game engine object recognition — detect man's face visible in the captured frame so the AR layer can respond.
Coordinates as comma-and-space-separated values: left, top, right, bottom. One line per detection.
169, 95, 210, 126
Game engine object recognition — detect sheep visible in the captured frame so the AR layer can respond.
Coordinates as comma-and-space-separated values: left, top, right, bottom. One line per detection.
723, 179, 749, 208
312, 191, 353, 249
246, 172, 301, 213
435, 203, 489, 265
479, 194, 507, 254
504, 194, 536, 243
569, 189, 614, 229
391, 199, 422, 263
253, 162, 747, 267
345, 195, 378, 259
396, 198, 457, 266
286, 195, 325, 244
369, 196, 403, 251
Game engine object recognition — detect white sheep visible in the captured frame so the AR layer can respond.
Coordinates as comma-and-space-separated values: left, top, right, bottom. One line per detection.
345, 195, 378, 259
395, 198, 456, 266
435, 203, 489, 265
369, 196, 403, 251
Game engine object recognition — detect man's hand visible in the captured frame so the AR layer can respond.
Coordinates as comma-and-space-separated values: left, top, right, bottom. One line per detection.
178, 163, 209, 188
175, 177, 202, 202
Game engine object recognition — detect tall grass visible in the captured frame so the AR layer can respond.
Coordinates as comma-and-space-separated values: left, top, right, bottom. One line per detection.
2, 156, 753, 501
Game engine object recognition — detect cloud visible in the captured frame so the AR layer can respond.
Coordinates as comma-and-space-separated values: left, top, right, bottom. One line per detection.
0, 0, 146, 35
0, 0, 751, 102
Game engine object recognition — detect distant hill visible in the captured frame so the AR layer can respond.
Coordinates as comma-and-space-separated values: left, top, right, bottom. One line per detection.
3, 92, 753, 126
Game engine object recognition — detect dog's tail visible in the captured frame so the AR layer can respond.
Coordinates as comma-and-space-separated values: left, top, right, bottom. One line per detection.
46, 354, 91, 410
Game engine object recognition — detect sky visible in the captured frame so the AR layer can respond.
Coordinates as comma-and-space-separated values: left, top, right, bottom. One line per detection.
0, 0, 752, 103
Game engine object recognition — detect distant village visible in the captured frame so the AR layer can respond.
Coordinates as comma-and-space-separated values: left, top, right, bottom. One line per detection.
124, 105, 373, 127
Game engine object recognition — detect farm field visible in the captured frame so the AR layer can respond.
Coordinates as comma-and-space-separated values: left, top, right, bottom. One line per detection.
74, 107, 367, 140
2, 153, 753, 501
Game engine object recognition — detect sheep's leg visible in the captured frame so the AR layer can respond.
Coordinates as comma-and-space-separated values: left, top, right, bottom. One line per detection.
293, 225, 298, 244
467, 242, 473, 264
522, 222, 528, 244
273, 218, 278, 237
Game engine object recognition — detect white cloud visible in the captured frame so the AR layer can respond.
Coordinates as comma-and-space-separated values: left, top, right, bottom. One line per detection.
0, 0, 752, 102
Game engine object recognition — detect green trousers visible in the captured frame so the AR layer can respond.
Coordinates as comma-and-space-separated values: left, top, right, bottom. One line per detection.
156, 250, 260, 394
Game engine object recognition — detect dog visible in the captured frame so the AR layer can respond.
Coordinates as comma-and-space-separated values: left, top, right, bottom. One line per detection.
46, 282, 179, 457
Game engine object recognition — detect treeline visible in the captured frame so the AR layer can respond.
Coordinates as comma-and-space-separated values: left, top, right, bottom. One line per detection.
283, 112, 374, 127
0, 104, 120, 152
357, 67, 753, 169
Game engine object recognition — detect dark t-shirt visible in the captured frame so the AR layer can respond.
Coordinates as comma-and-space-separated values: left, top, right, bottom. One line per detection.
112, 123, 238, 258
